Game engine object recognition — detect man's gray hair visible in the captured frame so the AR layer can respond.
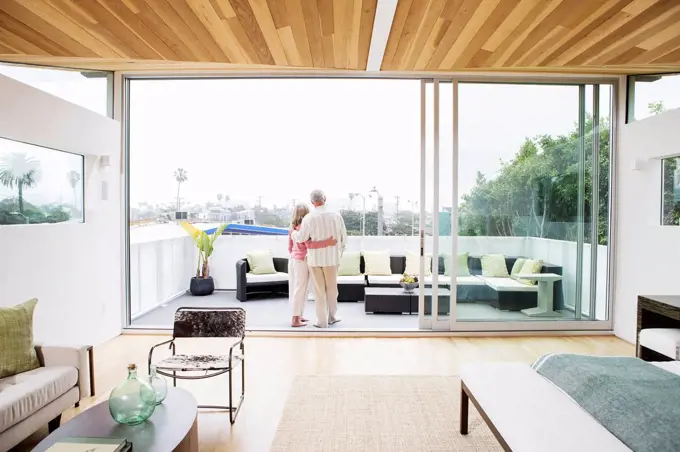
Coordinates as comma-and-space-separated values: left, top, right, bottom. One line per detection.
310, 189, 325, 204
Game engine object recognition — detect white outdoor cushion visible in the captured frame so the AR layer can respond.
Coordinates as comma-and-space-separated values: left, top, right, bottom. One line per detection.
457, 275, 486, 286
0, 366, 78, 432
362, 250, 392, 275
424, 275, 449, 284
639, 328, 680, 359
246, 272, 288, 283
337, 275, 365, 284
367, 275, 401, 285
479, 276, 538, 292
461, 363, 631, 452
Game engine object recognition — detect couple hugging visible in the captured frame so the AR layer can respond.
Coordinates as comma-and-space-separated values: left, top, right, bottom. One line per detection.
287, 189, 348, 328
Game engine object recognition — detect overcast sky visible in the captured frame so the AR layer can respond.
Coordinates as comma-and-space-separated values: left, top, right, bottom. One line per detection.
1, 64, 679, 214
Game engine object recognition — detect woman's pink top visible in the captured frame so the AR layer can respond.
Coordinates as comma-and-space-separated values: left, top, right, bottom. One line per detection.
288, 225, 329, 260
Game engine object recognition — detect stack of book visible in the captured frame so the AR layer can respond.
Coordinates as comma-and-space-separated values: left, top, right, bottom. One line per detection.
46, 437, 131, 452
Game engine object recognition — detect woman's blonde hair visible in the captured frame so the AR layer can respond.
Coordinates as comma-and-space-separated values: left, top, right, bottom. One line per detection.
291, 203, 310, 228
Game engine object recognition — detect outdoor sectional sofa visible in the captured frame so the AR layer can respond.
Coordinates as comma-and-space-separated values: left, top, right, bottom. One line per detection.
236, 254, 563, 312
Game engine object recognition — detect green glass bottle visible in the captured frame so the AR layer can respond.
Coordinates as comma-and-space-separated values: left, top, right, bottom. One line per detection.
108, 364, 156, 425
148, 364, 168, 405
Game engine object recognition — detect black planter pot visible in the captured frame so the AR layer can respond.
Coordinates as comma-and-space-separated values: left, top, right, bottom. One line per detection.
189, 277, 215, 296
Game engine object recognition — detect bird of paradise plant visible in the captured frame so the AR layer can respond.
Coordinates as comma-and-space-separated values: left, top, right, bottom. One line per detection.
180, 222, 227, 279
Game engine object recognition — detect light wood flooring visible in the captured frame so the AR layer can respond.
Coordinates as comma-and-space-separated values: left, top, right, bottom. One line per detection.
15, 335, 634, 452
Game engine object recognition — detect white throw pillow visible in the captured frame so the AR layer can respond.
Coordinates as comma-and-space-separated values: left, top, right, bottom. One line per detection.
404, 250, 431, 276
245, 249, 277, 275
362, 250, 392, 276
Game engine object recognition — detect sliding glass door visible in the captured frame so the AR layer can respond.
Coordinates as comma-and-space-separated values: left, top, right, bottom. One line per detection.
418, 78, 615, 331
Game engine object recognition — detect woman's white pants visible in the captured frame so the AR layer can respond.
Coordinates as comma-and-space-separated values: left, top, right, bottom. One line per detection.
288, 258, 309, 316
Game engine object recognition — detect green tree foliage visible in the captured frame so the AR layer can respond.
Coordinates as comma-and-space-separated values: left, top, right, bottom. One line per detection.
0, 152, 41, 214
459, 116, 611, 245
662, 157, 680, 225
648, 101, 666, 116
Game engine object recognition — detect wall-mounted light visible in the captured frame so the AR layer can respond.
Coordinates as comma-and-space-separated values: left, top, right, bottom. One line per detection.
99, 155, 111, 170
631, 158, 647, 171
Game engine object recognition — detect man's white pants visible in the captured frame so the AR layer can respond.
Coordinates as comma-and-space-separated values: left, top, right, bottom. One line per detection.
309, 266, 339, 328
288, 258, 309, 317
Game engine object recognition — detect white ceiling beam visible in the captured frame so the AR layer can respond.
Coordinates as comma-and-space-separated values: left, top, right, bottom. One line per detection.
366, 0, 399, 72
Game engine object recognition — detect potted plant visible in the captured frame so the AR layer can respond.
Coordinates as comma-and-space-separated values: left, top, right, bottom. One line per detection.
400, 273, 419, 293
180, 222, 227, 296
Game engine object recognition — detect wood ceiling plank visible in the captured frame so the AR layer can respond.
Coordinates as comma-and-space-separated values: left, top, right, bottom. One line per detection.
426, 0, 481, 69
249, 0, 288, 65
332, 0, 348, 68
482, 0, 553, 67
225, 16, 264, 64
568, 0, 679, 65
229, 0, 275, 64
381, 0, 412, 70
0, 27, 50, 56
277, 25, 302, 65
301, 0, 325, 66
414, 16, 448, 69
482, 0, 541, 53
349, 0, 362, 68
143, 0, 214, 61
622, 0, 661, 16
403, 0, 447, 70
127, 0, 196, 61
211, 0, 236, 18
0, 9, 72, 57
631, 33, 680, 63
76, 0, 162, 59
535, 0, 634, 66
606, 45, 645, 64
98, 0, 179, 60
391, 0, 429, 70
0, 42, 17, 54
267, 0, 290, 28
466, 47, 491, 67
318, 0, 335, 67
186, 0, 248, 63
358, 0, 376, 69
637, 20, 680, 50
590, 6, 680, 65
0, 0, 99, 57
450, 0, 519, 69
441, 0, 500, 69
502, 0, 575, 67
518, 24, 569, 66
286, 0, 314, 67
167, 0, 231, 62
652, 45, 680, 64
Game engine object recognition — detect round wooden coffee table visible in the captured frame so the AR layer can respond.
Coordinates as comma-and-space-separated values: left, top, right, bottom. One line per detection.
34, 387, 198, 452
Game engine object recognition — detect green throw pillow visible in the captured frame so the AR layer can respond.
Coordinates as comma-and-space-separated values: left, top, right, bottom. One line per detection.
510, 258, 526, 275
444, 253, 470, 276
338, 251, 361, 276
481, 254, 509, 277
516, 259, 544, 285
246, 249, 277, 275
0, 299, 40, 378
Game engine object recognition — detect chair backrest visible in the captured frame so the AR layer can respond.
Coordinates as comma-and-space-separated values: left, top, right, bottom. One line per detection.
173, 307, 246, 339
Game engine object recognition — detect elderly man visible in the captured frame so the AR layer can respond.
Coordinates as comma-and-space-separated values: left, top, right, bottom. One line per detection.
291, 189, 347, 328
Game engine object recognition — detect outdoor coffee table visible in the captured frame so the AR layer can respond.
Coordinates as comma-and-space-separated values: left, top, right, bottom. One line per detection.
364, 287, 411, 314
516, 273, 563, 317
33, 387, 198, 452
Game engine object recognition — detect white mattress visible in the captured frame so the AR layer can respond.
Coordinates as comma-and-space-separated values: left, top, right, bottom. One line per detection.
651, 360, 680, 376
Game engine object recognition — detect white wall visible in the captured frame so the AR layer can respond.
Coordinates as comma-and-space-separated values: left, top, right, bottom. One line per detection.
0, 74, 122, 346
614, 84, 680, 343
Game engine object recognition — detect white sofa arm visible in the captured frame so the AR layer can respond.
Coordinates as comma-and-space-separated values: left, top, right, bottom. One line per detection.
35, 345, 94, 400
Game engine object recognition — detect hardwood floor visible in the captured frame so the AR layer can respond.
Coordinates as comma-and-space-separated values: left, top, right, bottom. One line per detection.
15, 335, 633, 452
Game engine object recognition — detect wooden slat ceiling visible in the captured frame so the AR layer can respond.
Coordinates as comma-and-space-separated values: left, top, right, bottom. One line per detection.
0, 0, 678, 74
0, 0, 377, 69
383, 0, 680, 72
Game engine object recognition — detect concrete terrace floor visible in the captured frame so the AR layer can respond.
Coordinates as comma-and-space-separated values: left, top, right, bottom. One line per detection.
130, 290, 574, 331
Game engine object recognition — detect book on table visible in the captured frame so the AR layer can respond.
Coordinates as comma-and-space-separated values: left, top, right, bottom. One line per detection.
45, 437, 131, 452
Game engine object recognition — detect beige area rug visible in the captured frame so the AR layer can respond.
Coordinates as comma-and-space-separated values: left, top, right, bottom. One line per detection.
270, 375, 502, 452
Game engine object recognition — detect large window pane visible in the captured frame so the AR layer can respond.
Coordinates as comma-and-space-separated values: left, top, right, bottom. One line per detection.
128, 78, 420, 328
0, 63, 111, 117
456, 83, 611, 322
627, 73, 680, 122
0, 137, 83, 225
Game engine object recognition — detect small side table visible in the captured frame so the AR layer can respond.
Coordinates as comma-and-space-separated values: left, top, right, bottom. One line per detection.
516, 273, 563, 317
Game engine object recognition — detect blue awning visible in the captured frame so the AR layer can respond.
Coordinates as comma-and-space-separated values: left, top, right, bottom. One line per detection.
204, 223, 288, 236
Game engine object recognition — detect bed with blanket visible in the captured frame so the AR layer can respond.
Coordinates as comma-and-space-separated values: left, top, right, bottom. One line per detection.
460, 354, 680, 452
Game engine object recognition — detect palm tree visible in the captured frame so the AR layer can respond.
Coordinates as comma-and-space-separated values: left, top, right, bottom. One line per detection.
217, 193, 223, 203
67, 170, 81, 208
174, 168, 188, 212
0, 153, 41, 214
